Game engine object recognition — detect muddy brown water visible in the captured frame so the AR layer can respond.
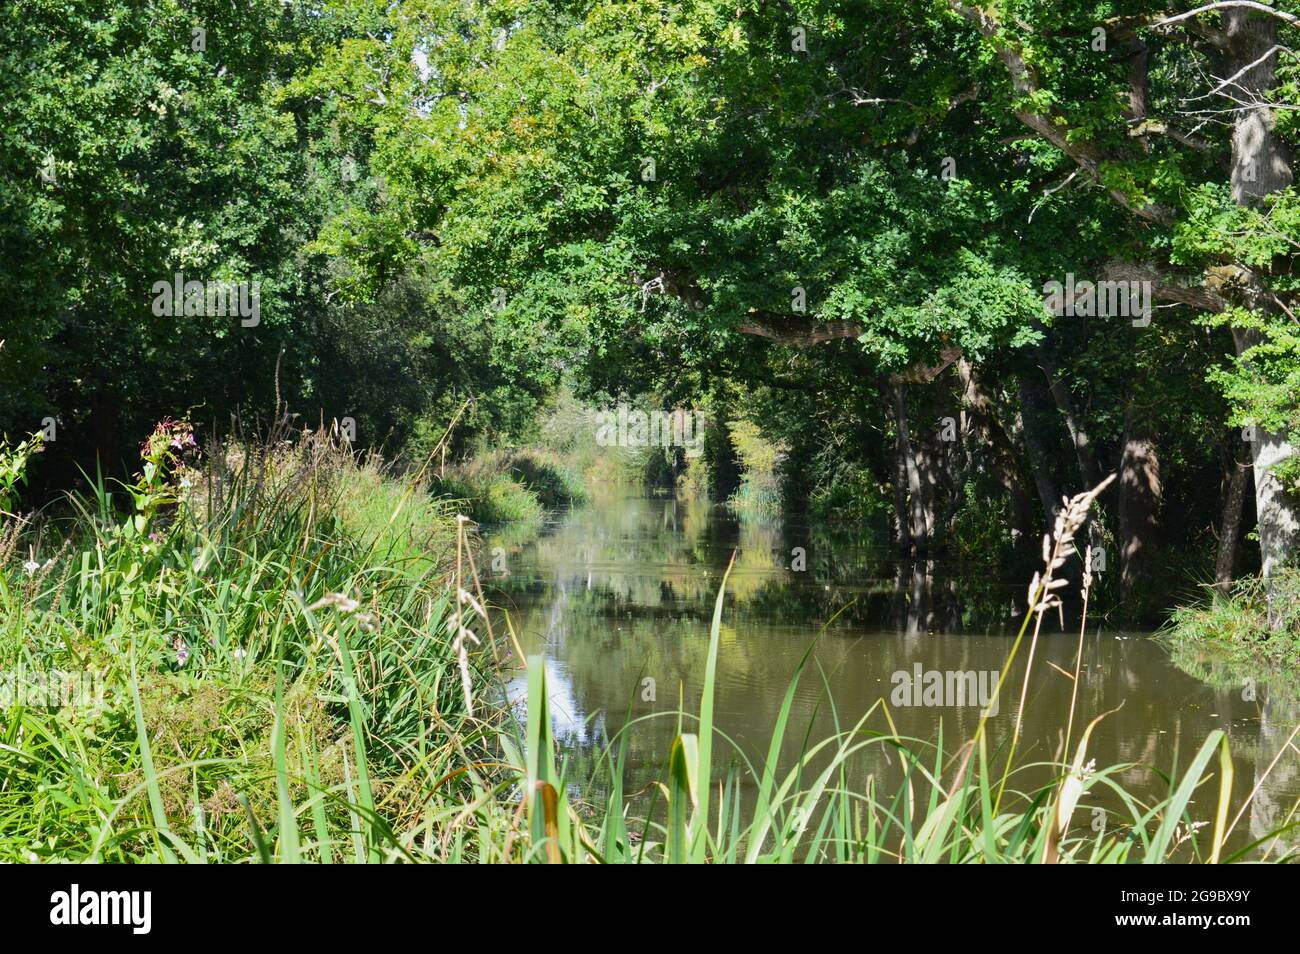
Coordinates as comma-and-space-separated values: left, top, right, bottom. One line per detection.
486, 491, 1299, 860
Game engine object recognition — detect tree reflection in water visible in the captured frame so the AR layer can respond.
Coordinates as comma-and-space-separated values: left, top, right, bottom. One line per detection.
488, 491, 1299, 858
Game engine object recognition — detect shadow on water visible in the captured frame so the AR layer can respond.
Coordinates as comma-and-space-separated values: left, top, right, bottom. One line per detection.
485, 490, 1300, 858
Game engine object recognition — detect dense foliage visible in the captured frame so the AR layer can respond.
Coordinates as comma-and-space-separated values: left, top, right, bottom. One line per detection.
3, 1, 1299, 622
3, 3, 1299, 865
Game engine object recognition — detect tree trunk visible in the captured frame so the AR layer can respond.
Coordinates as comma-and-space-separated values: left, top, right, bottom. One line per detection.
1036, 345, 1102, 490
891, 385, 934, 551
887, 388, 913, 552
1215, 440, 1251, 593
1016, 375, 1062, 527
1242, 399, 1300, 583
1224, 9, 1300, 620
1118, 403, 1162, 601
958, 358, 1037, 550
1227, 289, 1300, 626
910, 440, 937, 548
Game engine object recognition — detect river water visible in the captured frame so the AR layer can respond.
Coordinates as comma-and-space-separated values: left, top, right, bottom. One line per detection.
486, 491, 1299, 859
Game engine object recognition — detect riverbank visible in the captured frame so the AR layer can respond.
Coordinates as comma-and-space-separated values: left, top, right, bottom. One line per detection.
1163, 572, 1300, 669
2, 423, 1294, 862
0, 421, 505, 861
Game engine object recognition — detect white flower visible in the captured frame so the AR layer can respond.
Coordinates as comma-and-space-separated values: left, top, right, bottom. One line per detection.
22, 561, 39, 576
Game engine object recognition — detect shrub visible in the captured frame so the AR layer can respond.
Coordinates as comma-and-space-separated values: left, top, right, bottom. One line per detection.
507, 449, 587, 508
727, 418, 787, 521
1164, 571, 1300, 662
433, 470, 545, 526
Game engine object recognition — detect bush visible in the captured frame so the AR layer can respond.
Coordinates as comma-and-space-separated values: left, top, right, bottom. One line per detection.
507, 449, 587, 508
1164, 570, 1300, 662
808, 464, 889, 530
727, 418, 786, 521
432, 470, 545, 527
677, 453, 710, 499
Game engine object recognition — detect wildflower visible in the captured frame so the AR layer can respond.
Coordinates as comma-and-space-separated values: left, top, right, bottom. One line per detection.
22, 560, 39, 576
174, 638, 190, 667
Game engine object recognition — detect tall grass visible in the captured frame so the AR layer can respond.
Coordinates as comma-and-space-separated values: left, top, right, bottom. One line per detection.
0, 423, 500, 861
2, 442, 1294, 863
1164, 571, 1300, 662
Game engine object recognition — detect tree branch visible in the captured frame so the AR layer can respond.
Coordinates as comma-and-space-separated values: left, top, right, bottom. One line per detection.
1153, 2, 1300, 31
1128, 118, 1217, 151
1102, 260, 1230, 312
946, 1, 1176, 226
735, 311, 864, 346
889, 345, 964, 385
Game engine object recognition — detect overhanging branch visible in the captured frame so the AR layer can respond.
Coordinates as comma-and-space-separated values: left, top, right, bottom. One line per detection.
1102, 261, 1230, 312
889, 346, 965, 385
735, 311, 865, 346
1154, 2, 1300, 30
947, 1, 1176, 226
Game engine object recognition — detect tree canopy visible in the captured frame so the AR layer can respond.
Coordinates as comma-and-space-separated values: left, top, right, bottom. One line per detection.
3, 0, 1298, 618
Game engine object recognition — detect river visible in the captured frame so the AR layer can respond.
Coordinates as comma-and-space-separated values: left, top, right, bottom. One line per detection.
487, 490, 1299, 859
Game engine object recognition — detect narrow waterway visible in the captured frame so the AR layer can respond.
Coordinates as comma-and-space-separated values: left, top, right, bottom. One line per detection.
487, 491, 1299, 859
